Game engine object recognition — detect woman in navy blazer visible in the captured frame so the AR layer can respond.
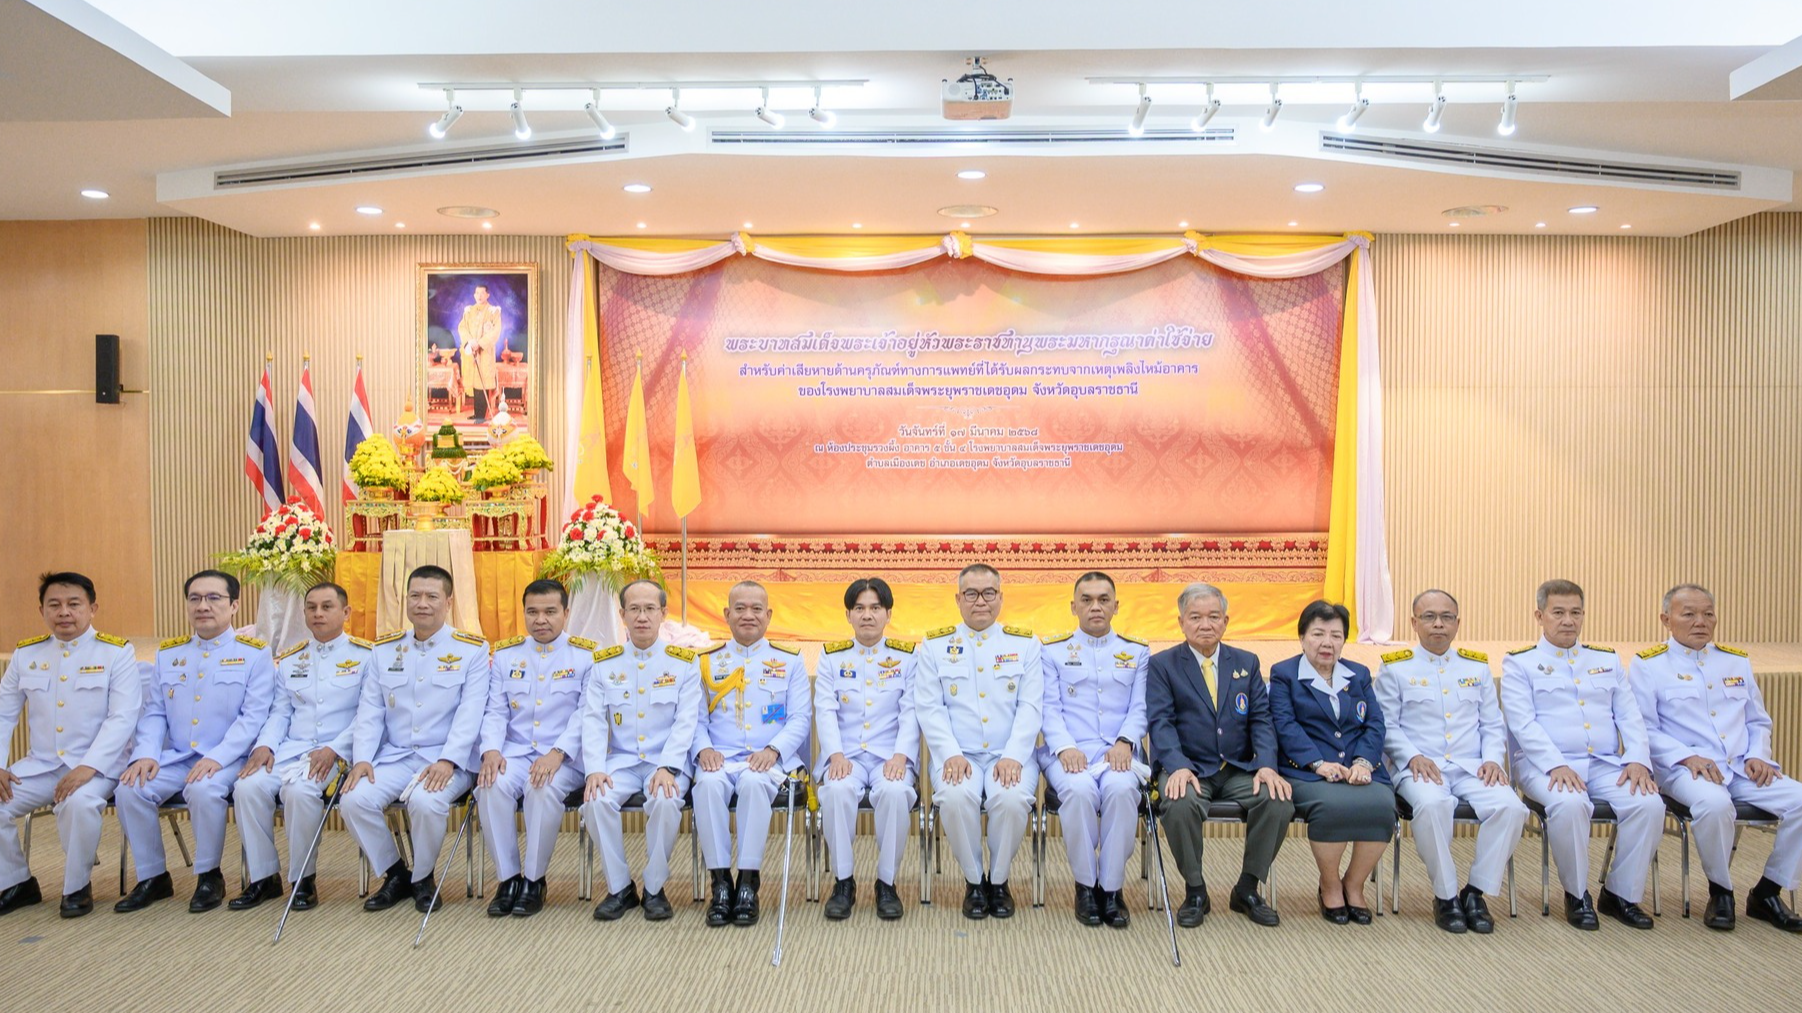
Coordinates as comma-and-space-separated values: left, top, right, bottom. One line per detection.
1269, 600, 1396, 925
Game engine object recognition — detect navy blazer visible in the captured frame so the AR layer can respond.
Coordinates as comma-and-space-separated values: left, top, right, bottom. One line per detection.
1268, 655, 1390, 784
1146, 642, 1276, 778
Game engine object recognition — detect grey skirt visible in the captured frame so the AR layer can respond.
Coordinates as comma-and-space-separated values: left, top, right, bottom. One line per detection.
1289, 779, 1396, 843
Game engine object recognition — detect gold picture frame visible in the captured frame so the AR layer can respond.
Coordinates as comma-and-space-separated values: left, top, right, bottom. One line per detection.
416, 262, 540, 439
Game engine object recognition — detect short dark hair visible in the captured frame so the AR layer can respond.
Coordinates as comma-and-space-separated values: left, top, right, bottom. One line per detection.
523, 578, 569, 607
1536, 579, 1584, 610
1073, 571, 1116, 595
185, 569, 240, 600
844, 577, 895, 610
408, 565, 454, 596
1297, 599, 1351, 638
617, 579, 669, 610
38, 571, 96, 605
957, 563, 1000, 585
305, 581, 350, 607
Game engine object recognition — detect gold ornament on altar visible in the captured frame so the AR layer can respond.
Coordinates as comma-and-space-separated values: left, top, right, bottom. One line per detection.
429, 423, 467, 459
393, 400, 428, 459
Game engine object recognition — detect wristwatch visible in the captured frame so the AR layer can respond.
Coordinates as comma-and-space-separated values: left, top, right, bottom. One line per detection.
1306, 760, 1323, 773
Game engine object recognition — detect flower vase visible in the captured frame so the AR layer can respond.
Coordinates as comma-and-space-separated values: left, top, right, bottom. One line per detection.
254, 582, 308, 651
366, 486, 393, 501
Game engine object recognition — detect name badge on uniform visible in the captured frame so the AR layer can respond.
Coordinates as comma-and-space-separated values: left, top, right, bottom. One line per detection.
1723, 677, 1746, 688
1355, 700, 1368, 721
289, 668, 309, 679
652, 673, 676, 688
78, 665, 104, 674
1235, 692, 1249, 715
1064, 659, 1084, 667
761, 702, 786, 725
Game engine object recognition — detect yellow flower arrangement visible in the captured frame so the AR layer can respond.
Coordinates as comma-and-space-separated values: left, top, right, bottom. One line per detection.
467, 452, 523, 491
411, 465, 466, 503
497, 434, 554, 471
349, 435, 407, 489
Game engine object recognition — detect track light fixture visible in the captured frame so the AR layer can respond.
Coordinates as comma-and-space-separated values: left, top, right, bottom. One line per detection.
808, 86, 836, 127
755, 87, 785, 128
1191, 83, 1221, 131
1497, 82, 1518, 136
509, 89, 531, 140
1423, 83, 1446, 133
1128, 83, 1151, 136
583, 90, 616, 140
428, 88, 463, 139
1261, 84, 1283, 131
666, 88, 696, 131
1337, 84, 1369, 131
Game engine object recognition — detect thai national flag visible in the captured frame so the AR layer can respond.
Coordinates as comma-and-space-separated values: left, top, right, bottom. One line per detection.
287, 360, 326, 517
244, 363, 286, 515
342, 360, 374, 502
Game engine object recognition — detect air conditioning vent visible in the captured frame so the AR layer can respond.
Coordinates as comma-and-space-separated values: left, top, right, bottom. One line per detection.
213, 136, 630, 188
709, 127, 1234, 147
1320, 132, 1740, 190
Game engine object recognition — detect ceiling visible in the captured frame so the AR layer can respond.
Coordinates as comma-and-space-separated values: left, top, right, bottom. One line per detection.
7, 0, 1802, 237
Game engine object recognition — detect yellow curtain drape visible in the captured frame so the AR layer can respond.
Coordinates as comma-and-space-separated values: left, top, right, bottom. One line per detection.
1324, 251, 1363, 638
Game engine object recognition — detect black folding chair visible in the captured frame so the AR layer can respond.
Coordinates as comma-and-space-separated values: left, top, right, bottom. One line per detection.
355, 790, 478, 899
1522, 796, 1661, 916
1387, 794, 1517, 916
1659, 795, 1796, 917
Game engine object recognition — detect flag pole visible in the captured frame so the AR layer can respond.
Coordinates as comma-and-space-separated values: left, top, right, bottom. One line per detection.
680, 516, 688, 625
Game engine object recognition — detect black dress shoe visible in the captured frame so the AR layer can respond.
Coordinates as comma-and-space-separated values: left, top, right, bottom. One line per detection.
987, 878, 1015, 919
1433, 896, 1468, 934
732, 870, 761, 927
59, 884, 92, 919
1565, 891, 1599, 931
824, 876, 856, 920
0, 876, 42, 915
1748, 885, 1802, 933
1346, 903, 1372, 925
1101, 888, 1130, 929
874, 879, 903, 920
291, 876, 319, 910
1229, 886, 1279, 927
1176, 887, 1210, 928
412, 873, 440, 914
642, 888, 673, 921
961, 880, 989, 920
1460, 887, 1494, 934
362, 862, 413, 911
1597, 887, 1653, 929
1073, 883, 1101, 926
227, 875, 283, 911
704, 869, 734, 927
592, 881, 640, 921
114, 871, 174, 913
487, 875, 523, 917
1318, 890, 1350, 925
188, 870, 226, 913
512, 878, 546, 917
1704, 886, 1736, 931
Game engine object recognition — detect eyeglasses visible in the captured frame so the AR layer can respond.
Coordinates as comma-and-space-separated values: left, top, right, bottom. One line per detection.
623, 605, 663, 617
186, 594, 231, 606
1415, 612, 1460, 625
960, 589, 1001, 603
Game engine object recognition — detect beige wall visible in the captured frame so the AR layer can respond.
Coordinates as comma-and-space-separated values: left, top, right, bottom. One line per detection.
1377, 213, 1802, 644
0, 220, 153, 639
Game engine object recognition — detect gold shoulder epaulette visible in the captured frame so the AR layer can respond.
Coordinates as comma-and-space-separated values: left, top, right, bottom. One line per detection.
493, 635, 527, 651
275, 641, 308, 662
1506, 644, 1535, 655
925, 626, 956, 640
886, 637, 916, 654
1041, 631, 1074, 645
823, 639, 854, 654
594, 645, 624, 662
1117, 632, 1149, 647
665, 645, 696, 662
769, 641, 801, 656
15, 634, 49, 648
452, 630, 486, 647
1716, 643, 1749, 658
1002, 624, 1034, 638
1583, 643, 1616, 654
94, 632, 129, 648
697, 641, 726, 655
1457, 648, 1489, 664
374, 631, 405, 645
1380, 648, 1414, 664
1637, 643, 1669, 661
348, 636, 373, 649
235, 634, 268, 650
568, 636, 598, 651
159, 635, 192, 651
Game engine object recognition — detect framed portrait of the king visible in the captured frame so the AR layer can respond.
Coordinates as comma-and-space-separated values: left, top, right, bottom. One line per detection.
417, 263, 539, 437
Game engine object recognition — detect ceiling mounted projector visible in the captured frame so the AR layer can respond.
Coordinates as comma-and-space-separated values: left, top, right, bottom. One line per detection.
942, 56, 1013, 121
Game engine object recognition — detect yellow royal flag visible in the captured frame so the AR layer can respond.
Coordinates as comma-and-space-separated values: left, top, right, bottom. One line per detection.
623, 357, 655, 513
671, 351, 701, 518
572, 354, 611, 503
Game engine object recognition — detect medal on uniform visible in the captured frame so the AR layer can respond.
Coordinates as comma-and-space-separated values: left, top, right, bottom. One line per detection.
1006, 680, 1016, 693
613, 712, 622, 725
949, 684, 958, 696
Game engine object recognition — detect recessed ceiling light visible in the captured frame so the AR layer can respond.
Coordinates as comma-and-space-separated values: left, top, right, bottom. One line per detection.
957, 169, 986, 180
1293, 183, 1324, 193
959, 221, 971, 228
1569, 205, 1598, 214
307, 222, 321, 231
636, 222, 647, 229
1287, 221, 1298, 227
623, 183, 652, 194
1442, 204, 1508, 218
743, 221, 753, 229
355, 206, 382, 216
1178, 220, 1189, 228
80, 188, 109, 200
481, 221, 492, 230
1449, 222, 1461, 227
395, 222, 406, 229
1620, 224, 1632, 230
851, 222, 863, 229
1069, 222, 1080, 229
938, 204, 997, 219
1535, 222, 1546, 228
437, 205, 498, 219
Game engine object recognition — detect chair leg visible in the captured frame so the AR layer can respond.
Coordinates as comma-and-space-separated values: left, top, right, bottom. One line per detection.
689, 816, 702, 902
465, 805, 477, 899
21, 811, 34, 867
1540, 815, 1551, 916
358, 851, 370, 897
1680, 818, 1691, 918
1507, 853, 1517, 918
1390, 819, 1402, 914
166, 812, 193, 868
1651, 843, 1660, 917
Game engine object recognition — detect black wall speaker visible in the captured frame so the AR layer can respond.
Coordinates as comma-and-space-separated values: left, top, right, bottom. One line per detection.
96, 334, 122, 404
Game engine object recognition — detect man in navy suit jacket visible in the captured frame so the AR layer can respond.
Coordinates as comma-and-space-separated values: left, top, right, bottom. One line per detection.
1146, 583, 1293, 928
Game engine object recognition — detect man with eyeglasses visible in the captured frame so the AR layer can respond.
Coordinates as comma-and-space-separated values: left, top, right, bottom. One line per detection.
914, 563, 1042, 920
115, 570, 276, 914
1375, 589, 1526, 934
692, 580, 813, 927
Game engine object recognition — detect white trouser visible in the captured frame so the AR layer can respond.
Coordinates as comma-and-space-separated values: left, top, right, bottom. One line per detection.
116, 756, 242, 879
1395, 767, 1528, 898
582, 762, 691, 895
234, 763, 335, 882
0, 766, 116, 894
818, 755, 916, 883
1042, 762, 1139, 891
1519, 759, 1664, 903
930, 754, 1035, 886
693, 765, 800, 872
476, 759, 586, 882
339, 757, 474, 884
1662, 769, 1802, 891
